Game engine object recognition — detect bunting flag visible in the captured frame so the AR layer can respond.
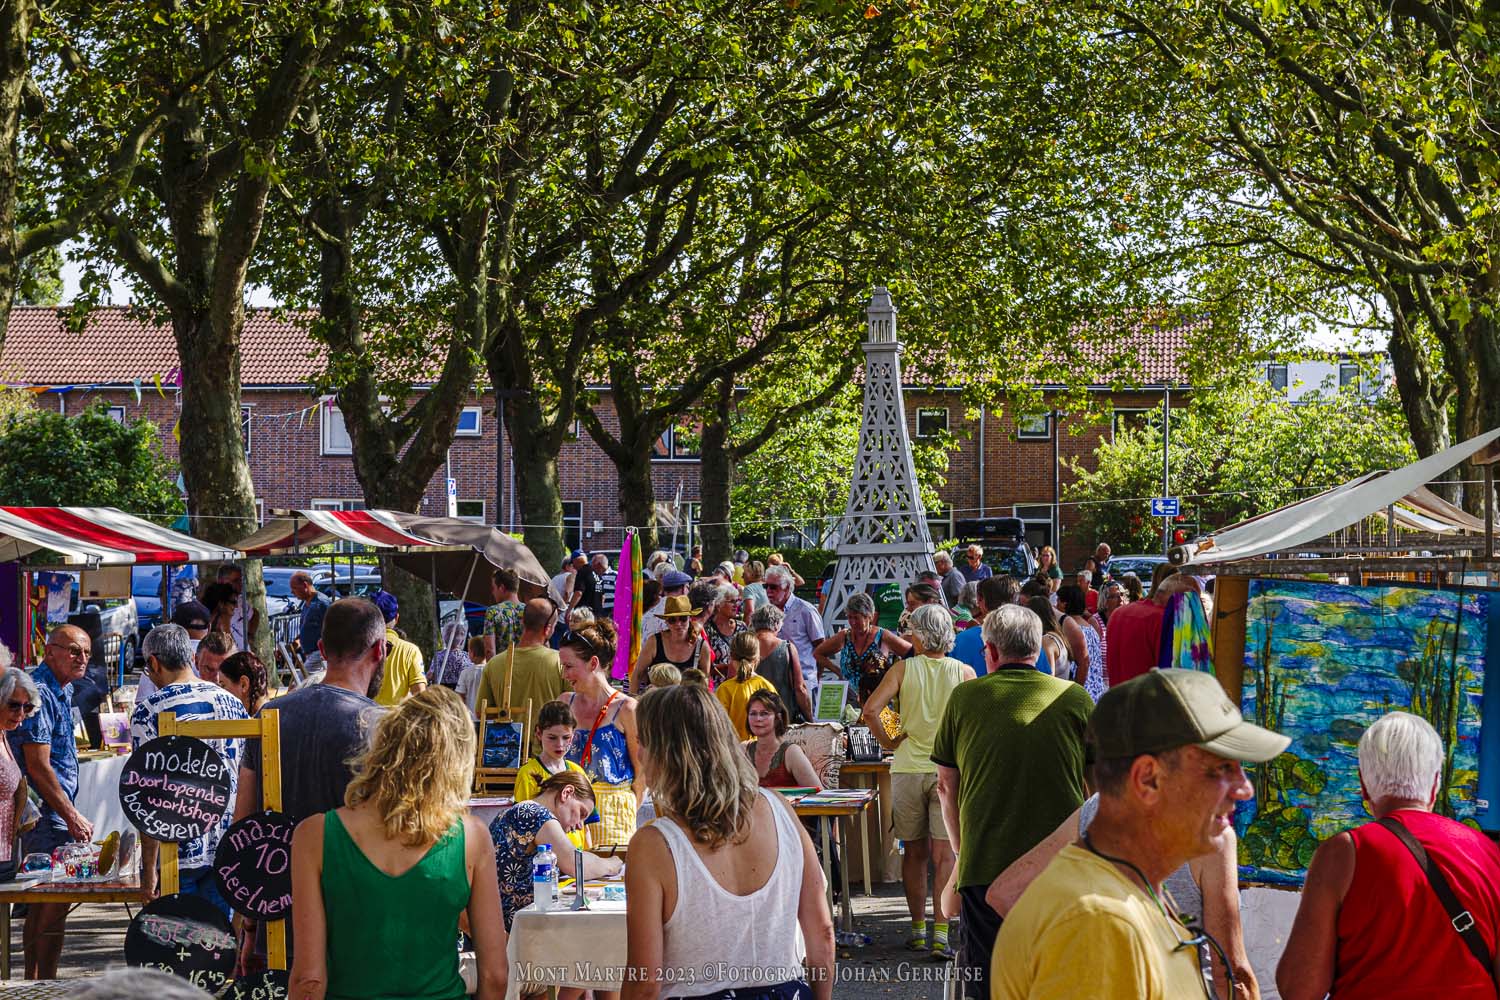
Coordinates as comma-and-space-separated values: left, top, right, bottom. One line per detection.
153, 373, 166, 399
1159, 590, 1213, 674
171, 418, 181, 443
131, 379, 142, 404
611, 530, 643, 683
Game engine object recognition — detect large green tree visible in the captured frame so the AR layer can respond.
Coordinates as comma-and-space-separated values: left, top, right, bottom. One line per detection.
40, 3, 363, 660
0, 403, 181, 519
1066, 379, 1416, 554
1102, 0, 1500, 505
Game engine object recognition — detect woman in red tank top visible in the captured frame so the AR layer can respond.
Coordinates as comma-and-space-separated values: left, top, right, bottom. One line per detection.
744, 690, 821, 789
1277, 712, 1500, 999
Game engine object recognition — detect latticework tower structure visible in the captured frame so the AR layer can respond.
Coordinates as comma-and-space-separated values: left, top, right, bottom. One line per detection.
821, 287, 936, 630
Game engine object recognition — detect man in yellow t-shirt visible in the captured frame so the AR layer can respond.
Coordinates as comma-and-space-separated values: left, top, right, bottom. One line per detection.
371, 591, 427, 707
991, 669, 1289, 999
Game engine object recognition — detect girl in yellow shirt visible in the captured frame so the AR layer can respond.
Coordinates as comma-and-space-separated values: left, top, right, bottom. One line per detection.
512, 700, 589, 849
715, 631, 776, 742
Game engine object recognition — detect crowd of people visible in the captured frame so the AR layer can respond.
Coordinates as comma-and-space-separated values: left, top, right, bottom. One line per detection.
6, 541, 1500, 1000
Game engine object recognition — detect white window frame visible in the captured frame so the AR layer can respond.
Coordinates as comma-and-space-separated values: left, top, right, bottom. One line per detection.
106, 406, 126, 424
455, 499, 486, 523
320, 400, 353, 456
455, 405, 483, 437
1337, 361, 1361, 390
1017, 411, 1052, 440
915, 407, 949, 439
241, 404, 253, 456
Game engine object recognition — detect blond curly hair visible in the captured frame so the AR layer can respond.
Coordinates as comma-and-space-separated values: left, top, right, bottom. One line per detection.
344, 686, 475, 846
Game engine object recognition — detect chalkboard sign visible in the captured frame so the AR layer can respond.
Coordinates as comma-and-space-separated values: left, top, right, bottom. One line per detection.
227, 969, 290, 1000
213, 810, 294, 920
119, 735, 234, 843
124, 892, 237, 995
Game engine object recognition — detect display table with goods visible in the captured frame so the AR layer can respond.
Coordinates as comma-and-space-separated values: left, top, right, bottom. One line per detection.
784, 787, 876, 943
498, 882, 628, 1000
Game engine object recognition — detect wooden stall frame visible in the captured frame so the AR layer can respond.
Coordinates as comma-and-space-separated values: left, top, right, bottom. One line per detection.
474, 700, 533, 795
156, 709, 286, 970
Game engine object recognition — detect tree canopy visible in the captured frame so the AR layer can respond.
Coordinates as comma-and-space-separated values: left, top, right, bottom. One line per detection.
1066, 380, 1415, 554
0, 403, 181, 519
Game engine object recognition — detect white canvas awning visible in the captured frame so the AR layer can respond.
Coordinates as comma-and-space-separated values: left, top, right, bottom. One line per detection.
1174, 427, 1500, 566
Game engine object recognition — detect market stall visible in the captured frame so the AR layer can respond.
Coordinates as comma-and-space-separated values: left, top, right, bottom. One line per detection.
235, 508, 557, 604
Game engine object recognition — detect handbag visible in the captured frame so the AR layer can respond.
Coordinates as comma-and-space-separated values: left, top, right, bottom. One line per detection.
1376, 816, 1496, 978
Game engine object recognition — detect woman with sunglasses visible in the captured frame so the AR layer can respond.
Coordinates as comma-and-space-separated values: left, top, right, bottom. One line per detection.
560, 620, 642, 848
0, 659, 37, 882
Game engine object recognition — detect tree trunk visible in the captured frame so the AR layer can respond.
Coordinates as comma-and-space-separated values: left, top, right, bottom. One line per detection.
505, 394, 568, 574
0, 0, 33, 349
698, 379, 734, 567
617, 447, 660, 555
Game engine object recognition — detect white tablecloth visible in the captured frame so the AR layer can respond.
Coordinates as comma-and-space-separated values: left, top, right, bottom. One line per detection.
503, 899, 627, 1000
74, 754, 130, 837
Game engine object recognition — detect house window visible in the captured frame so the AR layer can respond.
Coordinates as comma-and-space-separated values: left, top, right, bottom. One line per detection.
255, 499, 266, 526
1015, 504, 1055, 551
561, 501, 583, 552
1017, 412, 1052, 440
1112, 408, 1156, 439
1267, 363, 1289, 392
241, 405, 253, 456
321, 401, 352, 456
106, 406, 126, 424
455, 406, 483, 437
1338, 361, 1361, 390
652, 424, 702, 462
926, 505, 953, 544
564, 418, 581, 441
916, 407, 949, 439
455, 499, 486, 523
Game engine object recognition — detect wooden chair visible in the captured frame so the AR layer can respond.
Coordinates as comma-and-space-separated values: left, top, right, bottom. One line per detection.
474, 699, 533, 795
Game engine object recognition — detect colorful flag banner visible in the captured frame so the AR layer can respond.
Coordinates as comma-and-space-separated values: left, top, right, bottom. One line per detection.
611, 530, 643, 683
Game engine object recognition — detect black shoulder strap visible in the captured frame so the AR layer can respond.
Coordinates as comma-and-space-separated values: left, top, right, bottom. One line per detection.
1376, 816, 1495, 975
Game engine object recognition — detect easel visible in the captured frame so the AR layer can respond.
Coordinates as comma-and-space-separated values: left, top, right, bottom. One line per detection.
157, 709, 287, 969
474, 700, 533, 794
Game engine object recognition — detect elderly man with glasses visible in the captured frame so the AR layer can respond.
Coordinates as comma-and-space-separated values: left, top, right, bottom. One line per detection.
959, 545, 992, 583
990, 669, 1289, 1000
763, 564, 825, 691
8, 624, 94, 979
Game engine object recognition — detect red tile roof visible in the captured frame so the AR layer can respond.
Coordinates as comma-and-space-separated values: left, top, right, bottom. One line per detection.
1, 306, 324, 386
2, 305, 1199, 390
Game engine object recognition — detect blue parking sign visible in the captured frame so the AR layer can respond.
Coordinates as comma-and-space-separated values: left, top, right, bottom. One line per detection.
1150, 497, 1180, 518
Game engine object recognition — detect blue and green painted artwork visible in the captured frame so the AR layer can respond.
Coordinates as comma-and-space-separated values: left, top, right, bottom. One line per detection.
1238, 578, 1490, 885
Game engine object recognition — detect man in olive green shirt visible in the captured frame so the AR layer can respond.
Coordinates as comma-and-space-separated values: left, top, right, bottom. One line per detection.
478, 599, 565, 749
932, 604, 1092, 999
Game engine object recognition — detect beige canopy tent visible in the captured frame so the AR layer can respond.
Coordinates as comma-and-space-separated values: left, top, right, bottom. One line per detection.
1172, 427, 1500, 567
234, 508, 557, 604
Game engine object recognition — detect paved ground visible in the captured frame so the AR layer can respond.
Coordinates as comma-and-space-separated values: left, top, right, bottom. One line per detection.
2, 886, 958, 999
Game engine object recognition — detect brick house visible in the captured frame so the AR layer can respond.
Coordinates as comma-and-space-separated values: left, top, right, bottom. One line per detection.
1, 306, 1197, 567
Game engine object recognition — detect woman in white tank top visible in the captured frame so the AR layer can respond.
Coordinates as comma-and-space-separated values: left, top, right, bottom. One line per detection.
623, 683, 835, 1000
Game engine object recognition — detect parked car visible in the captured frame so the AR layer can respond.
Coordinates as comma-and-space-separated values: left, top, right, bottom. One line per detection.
132, 565, 166, 636
1106, 554, 1170, 594
67, 574, 139, 669
260, 566, 302, 616
952, 517, 1038, 581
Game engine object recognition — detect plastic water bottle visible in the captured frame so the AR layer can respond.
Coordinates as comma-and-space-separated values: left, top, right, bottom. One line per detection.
532, 843, 557, 911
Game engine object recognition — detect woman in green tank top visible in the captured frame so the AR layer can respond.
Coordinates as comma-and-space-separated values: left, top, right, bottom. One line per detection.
289, 687, 508, 1000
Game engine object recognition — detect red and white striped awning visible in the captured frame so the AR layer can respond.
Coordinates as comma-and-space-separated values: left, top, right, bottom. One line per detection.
234, 509, 556, 603
236, 509, 441, 555
0, 507, 241, 565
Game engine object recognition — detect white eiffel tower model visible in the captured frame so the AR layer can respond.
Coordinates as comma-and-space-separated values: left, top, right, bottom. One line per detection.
821, 287, 937, 630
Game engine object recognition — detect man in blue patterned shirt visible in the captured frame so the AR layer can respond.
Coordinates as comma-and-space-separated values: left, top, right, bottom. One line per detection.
9, 624, 93, 979
131, 624, 247, 917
